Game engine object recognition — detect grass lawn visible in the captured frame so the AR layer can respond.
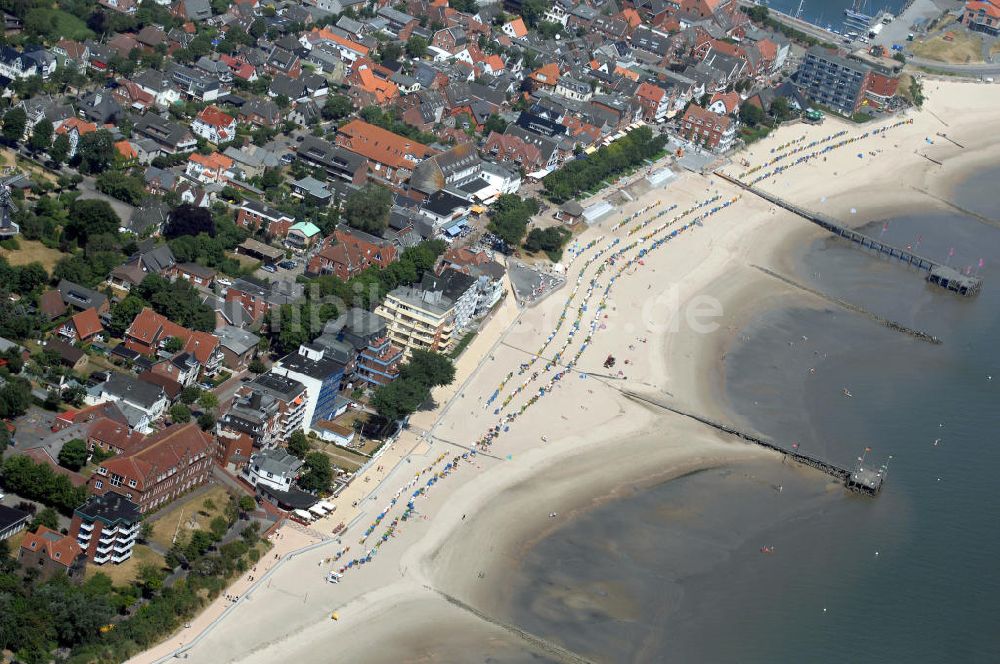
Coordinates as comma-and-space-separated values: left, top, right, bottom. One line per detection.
226, 251, 261, 271
50, 9, 94, 41
148, 485, 234, 552
85, 544, 164, 584
312, 441, 365, 473
0, 239, 67, 273
911, 32, 983, 64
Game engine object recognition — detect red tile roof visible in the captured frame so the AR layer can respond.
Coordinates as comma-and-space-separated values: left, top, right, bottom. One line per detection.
71, 307, 104, 340
196, 105, 235, 129
336, 119, 431, 171
96, 422, 214, 492
20, 526, 83, 568
88, 417, 147, 454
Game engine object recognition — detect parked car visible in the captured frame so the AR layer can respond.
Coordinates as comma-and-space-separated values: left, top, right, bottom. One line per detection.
262, 264, 277, 273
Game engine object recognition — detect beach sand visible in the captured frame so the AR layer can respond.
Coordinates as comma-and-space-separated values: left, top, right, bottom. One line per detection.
130, 80, 1000, 664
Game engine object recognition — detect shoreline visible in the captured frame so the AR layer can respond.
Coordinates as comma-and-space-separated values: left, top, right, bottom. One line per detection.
135, 79, 1000, 664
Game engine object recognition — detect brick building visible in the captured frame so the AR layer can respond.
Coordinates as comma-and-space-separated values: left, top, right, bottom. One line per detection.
88, 422, 215, 513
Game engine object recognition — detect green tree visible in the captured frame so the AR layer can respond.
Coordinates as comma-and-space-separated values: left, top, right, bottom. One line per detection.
298, 451, 332, 493
248, 357, 266, 373
75, 129, 115, 174
1, 107, 27, 144
181, 385, 202, 404
401, 349, 456, 388
198, 412, 215, 431
238, 494, 256, 516
322, 94, 354, 121
197, 391, 219, 411
449, 0, 479, 12
65, 199, 120, 247
520, 0, 550, 27
30, 506, 60, 531
406, 35, 428, 59
170, 403, 192, 423
28, 118, 53, 153
110, 295, 145, 334
739, 102, 765, 127
209, 515, 228, 541
137, 563, 165, 598
343, 184, 392, 233
95, 171, 146, 205
164, 336, 185, 353
371, 376, 428, 422
57, 439, 89, 471
287, 429, 310, 458
483, 114, 507, 135
49, 133, 70, 166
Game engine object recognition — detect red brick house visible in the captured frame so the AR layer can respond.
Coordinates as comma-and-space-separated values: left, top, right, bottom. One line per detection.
18, 526, 87, 582
236, 199, 296, 237
88, 422, 216, 513
335, 119, 432, 186
87, 417, 148, 455
483, 131, 544, 172
307, 228, 399, 279
123, 307, 223, 376
679, 104, 736, 152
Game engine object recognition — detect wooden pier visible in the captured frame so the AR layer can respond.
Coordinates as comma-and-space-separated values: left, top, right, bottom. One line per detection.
715, 172, 983, 296
622, 391, 884, 496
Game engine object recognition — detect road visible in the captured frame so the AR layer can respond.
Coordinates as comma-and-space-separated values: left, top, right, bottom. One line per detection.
906, 57, 1000, 76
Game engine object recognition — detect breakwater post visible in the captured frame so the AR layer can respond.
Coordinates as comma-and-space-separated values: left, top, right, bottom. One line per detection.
752, 265, 942, 344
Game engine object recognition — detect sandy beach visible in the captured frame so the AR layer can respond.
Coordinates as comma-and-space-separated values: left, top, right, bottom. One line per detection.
130, 79, 1000, 664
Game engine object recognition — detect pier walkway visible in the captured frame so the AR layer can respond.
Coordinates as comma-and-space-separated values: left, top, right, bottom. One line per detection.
715, 172, 983, 296
622, 390, 885, 495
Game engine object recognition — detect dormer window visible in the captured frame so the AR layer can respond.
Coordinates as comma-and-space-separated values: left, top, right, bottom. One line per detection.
128, 479, 137, 488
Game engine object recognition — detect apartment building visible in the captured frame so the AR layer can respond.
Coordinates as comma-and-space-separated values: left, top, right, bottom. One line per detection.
70, 492, 142, 565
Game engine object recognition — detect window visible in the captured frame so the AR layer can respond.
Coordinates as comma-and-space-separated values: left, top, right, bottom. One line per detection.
95, 480, 104, 489
110, 473, 123, 487
128, 479, 137, 488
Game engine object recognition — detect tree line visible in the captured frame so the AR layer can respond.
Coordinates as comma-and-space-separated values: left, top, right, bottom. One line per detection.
542, 126, 667, 203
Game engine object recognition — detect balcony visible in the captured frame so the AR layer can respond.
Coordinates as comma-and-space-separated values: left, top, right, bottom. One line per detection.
77, 520, 94, 532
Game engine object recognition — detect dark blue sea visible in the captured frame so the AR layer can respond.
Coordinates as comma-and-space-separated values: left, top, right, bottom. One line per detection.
502, 174, 1000, 662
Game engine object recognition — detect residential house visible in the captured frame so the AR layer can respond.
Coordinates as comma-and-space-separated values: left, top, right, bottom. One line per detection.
57, 307, 104, 345
185, 151, 235, 184
108, 244, 177, 292
133, 113, 197, 153
225, 277, 303, 322
307, 227, 399, 279
334, 119, 432, 186
678, 103, 735, 151
18, 526, 87, 582
57, 279, 109, 313
483, 131, 545, 172
236, 199, 296, 237
173, 262, 216, 288
70, 493, 141, 565
43, 338, 88, 372
242, 447, 303, 492
123, 308, 223, 376
294, 135, 368, 185
97, 373, 169, 432
285, 221, 322, 252
191, 105, 237, 144
215, 325, 260, 371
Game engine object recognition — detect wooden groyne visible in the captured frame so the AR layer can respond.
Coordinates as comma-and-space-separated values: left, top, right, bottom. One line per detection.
752, 265, 942, 345
715, 172, 982, 296
427, 586, 597, 664
622, 391, 884, 496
